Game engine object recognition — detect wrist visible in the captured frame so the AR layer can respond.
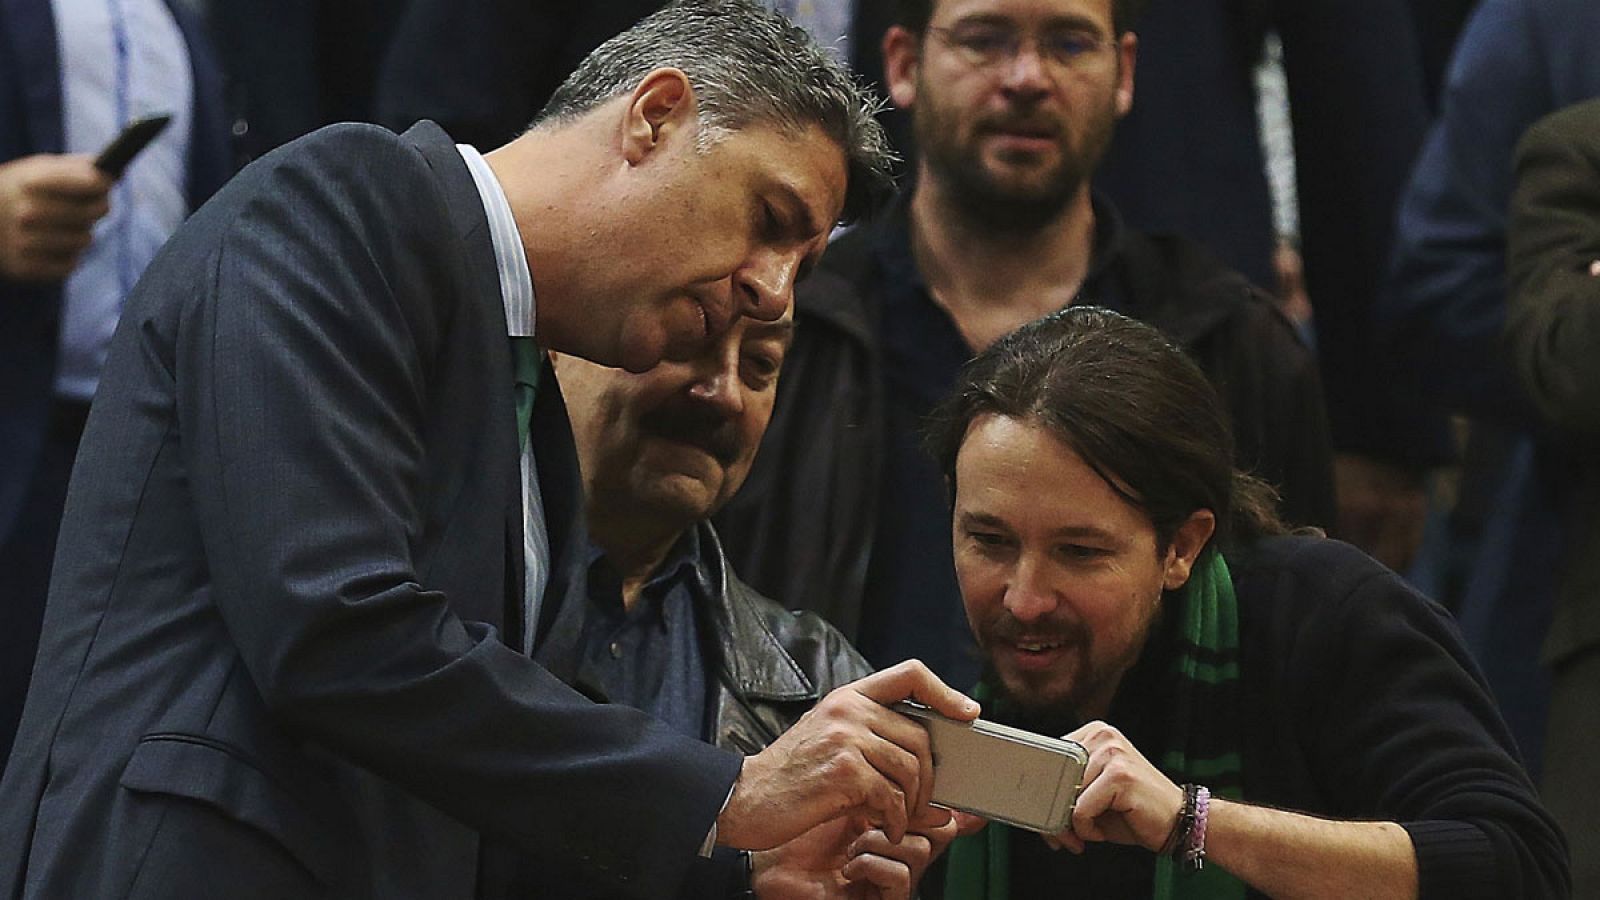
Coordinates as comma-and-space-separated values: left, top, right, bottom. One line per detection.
716, 762, 750, 849
1158, 783, 1209, 868
1183, 785, 1210, 872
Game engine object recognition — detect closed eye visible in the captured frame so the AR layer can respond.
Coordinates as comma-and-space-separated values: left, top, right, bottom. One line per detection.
762, 202, 785, 241
966, 529, 1014, 548
742, 352, 782, 388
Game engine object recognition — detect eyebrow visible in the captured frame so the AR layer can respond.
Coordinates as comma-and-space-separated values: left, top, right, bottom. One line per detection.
773, 181, 828, 242
950, 12, 1108, 35
957, 511, 1119, 542
767, 178, 835, 284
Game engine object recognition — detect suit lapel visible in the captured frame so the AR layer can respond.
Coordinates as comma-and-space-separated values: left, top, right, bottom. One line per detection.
401, 122, 528, 640
529, 363, 589, 677
4, 0, 65, 153
163, 0, 231, 206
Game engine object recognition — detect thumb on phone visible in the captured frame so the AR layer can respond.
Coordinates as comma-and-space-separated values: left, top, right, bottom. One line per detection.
852, 660, 980, 722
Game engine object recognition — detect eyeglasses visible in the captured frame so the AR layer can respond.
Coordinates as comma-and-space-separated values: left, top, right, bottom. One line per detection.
926, 23, 1115, 72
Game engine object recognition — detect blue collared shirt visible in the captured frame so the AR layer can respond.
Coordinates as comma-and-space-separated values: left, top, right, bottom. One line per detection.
574, 530, 711, 742
52, 0, 192, 401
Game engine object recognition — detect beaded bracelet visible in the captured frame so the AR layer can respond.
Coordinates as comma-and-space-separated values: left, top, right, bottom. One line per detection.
1184, 785, 1211, 873
1158, 783, 1200, 857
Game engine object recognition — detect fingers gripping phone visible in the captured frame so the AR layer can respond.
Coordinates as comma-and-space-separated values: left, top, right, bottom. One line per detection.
895, 701, 1088, 834
93, 113, 173, 178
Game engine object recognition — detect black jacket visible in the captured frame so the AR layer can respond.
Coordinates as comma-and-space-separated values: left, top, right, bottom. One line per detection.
716, 197, 1334, 640
701, 525, 875, 754
535, 521, 873, 755
527, 521, 872, 898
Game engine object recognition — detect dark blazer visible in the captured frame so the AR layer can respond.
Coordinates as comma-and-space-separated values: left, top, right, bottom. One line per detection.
1506, 98, 1600, 668
0, 121, 740, 899
1379, 0, 1600, 426
1506, 96, 1600, 898
0, 0, 232, 548
374, 0, 661, 150
201, 0, 405, 160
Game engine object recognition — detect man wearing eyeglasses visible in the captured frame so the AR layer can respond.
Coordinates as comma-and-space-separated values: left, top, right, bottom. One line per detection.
715, 0, 1334, 693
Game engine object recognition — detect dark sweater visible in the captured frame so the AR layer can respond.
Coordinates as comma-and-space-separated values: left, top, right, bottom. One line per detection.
927, 536, 1569, 899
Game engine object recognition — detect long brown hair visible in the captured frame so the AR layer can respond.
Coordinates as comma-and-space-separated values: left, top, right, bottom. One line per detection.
926, 306, 1288, 551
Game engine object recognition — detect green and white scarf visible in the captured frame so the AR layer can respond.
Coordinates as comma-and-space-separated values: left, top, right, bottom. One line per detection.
944, 549, 1247, 900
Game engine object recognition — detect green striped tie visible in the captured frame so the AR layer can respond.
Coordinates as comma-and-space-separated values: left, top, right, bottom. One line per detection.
510, 337, 541, 449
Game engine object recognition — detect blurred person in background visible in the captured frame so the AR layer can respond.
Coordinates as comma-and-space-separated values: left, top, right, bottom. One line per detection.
1505, 95, 1600, 897
374, 0, 896, 152
1091, 0, 1442, 577
0, 0, 233, 773
1377, 0, 1600, 827
193, 0, 403, 160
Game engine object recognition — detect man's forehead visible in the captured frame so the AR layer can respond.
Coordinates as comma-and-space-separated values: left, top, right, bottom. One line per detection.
934, 0, 1116, 28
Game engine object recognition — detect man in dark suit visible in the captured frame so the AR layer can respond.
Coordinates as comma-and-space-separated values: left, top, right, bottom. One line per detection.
0, 3, 975, 898
0, 0, 234, 771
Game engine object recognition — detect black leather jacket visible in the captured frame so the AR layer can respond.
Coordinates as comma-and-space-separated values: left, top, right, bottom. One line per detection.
699, 523, 874, 753
535, 521, 872, 755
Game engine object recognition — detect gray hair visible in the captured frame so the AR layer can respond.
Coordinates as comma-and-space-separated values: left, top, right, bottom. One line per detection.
535, 0, 895, 222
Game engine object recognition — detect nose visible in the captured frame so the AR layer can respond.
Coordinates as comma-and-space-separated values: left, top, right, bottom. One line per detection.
1003, 553, 1059, 623
1001, 39, 1053, 94
686, 343, 744, 418
736, 247, 800, 323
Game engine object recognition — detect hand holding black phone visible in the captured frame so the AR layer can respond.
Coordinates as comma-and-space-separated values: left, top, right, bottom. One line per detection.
93, 113, 172, 178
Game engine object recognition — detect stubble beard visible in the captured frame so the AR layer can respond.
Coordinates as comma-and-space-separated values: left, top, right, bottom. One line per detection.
979, 615, 1098, 723
981, 593, 1162, 730
915, 93, 1117, 237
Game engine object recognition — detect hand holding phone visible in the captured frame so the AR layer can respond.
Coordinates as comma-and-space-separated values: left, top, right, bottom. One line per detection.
895, 701, 1088, 833
0, 153, 112, 281
94, 113, 173, 178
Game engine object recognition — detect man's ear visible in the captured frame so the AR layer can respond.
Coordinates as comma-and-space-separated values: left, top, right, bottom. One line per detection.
621, 67, 696, 165
1114, 32, 1138, 118
1161, 508, 1216, 590
882, 25, 922, 110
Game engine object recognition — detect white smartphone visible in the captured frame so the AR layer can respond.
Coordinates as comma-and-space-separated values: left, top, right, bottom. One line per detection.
894, 701, 1088, 834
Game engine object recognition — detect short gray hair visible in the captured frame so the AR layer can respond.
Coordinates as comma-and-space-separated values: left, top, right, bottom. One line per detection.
536, 0, 895, 222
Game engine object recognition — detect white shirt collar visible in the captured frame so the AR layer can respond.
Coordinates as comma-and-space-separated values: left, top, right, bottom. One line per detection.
455, 144, 536, 339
